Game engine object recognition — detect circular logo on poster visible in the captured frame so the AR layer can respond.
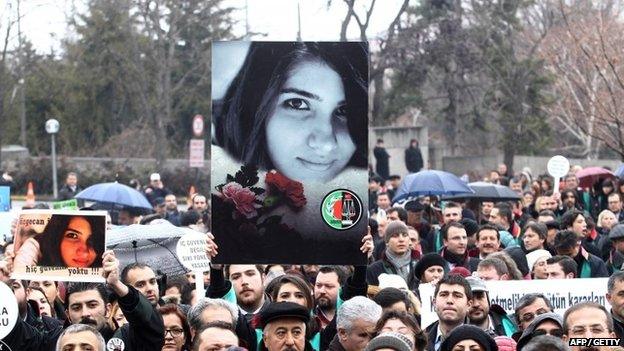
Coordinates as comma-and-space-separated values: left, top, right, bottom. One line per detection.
321, 189, 363, 230
0, 340, 12, 351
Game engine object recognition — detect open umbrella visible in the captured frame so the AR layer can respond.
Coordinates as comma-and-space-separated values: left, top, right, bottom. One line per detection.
442, 182, 521, 202
575, 167, 615, 188
107, 219, 200, 277
393, 170, 473, 203
615, 164, 624, 178
76, 182, 152, 209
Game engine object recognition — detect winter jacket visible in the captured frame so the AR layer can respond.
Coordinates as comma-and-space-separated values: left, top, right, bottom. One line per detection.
373, 146, 390, 180
440, 248, 480, 273
613, 312, 624, 346
489, 304, 518, 337
111, 285, 165, 351
404, 146, 423, 173
574, 247, 609, 278
366, 250, 421, 291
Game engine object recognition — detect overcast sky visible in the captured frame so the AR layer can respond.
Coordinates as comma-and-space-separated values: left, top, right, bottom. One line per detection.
4, 0, 405, 54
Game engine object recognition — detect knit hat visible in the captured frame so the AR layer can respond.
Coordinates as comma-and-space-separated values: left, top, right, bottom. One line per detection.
364, 332, 414, 351
404, 200, 424, 212
494, 336, 517, 351
525, 249, 552, 271
384, 221, 409, 243
413, 253, 447, 280
460, 218, 480, 237
378, 273, 408, 291
449, 266, 471, 278
610, 224, 624, 241
516, 312, 563, 350
440, 325, 498, 351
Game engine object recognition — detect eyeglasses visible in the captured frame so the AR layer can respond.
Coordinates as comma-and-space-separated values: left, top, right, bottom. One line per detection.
164, 328, 184, 338
569, 325, 608, 336
533, 328, 564, 338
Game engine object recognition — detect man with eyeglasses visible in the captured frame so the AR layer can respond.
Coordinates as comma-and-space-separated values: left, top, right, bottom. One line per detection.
516, 312, 564, 349
562, 302, 617, 351
512, 293, 554, 341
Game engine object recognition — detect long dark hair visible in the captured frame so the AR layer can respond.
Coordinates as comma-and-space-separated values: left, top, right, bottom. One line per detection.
214, 42, 368, 170
36, 214, 105, 268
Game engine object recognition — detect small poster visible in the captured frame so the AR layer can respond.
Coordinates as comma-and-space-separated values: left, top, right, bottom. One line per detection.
0, 186, 9, 212
52, 199, 79, 210
12, 210, 107, 282
211, 41, 369, 264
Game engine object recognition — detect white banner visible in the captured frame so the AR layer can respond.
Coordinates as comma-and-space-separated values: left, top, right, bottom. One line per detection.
419, 278, 610, 329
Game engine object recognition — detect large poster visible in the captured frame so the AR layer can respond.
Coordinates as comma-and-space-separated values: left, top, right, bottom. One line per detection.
211, 41, 369, 264
12, 210, 107, 282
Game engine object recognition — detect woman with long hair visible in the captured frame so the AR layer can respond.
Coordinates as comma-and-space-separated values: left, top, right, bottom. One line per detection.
15, 214, 105, 269
214, 42, 368, 183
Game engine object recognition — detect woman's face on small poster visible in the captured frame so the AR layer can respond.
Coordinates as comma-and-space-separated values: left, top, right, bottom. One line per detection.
265, 59, 356, 183
60, 216, 97, 267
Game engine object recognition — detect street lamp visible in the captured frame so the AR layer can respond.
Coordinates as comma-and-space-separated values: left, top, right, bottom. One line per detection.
45, 119, 60, 199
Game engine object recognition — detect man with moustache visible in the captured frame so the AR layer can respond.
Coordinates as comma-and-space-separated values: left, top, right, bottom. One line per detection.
563, 302, 618, 351
466, 276, 517, 337
2, 251, 165, 350
425, 275, 473, 351
474, 225, 501, 259
315, 266, 345, 329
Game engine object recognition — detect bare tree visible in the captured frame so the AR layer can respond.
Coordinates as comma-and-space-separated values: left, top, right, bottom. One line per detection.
335, 0, 410, 123
540, 1, 624, 160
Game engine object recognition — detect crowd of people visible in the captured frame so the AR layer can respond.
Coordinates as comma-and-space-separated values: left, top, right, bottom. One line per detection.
0, 160, 624, 351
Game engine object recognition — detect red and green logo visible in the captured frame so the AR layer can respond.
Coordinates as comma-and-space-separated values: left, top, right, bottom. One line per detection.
321, 189, 362, 230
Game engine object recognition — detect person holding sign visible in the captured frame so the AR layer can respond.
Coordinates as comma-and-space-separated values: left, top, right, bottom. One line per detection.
15, 214, 105, 269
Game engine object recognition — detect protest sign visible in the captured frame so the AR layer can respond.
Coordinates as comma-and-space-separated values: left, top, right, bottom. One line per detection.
0, 211, 16, 246
0, 186, 9, 212
547, 155, 570, 193
0, 282, 18, 339
12, 210, 107, 282
210, 41, 369, 264
419, 278, 610, 329
176, 231, 210, 298
52, 199, 78, 210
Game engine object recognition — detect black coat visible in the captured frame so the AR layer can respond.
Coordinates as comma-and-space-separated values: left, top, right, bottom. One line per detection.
366, 251, 420, 291
405, 146, 423, 173
373, 146, 390, 180
111, 285, 166, 351
613, 313, 624, 346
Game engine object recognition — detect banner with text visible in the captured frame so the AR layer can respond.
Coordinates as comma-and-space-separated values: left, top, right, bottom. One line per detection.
419, 278, 610, 329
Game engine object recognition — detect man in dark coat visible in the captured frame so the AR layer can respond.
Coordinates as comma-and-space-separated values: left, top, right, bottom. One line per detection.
404, 139, 423, 173
373, 139, 390, 181
3, 252, 165, 351
466, 276, 517, 337
57, 172, 84, 206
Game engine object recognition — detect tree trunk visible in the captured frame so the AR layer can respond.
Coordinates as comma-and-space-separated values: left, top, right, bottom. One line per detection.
372, 71, 384, 124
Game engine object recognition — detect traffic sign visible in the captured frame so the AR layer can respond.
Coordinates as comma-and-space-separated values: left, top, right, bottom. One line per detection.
192, 114, 204, 137
189, 139, 205, 168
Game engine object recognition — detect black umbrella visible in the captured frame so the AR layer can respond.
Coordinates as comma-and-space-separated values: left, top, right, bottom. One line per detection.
441, 182, 521, 202
106, 220, 199, 277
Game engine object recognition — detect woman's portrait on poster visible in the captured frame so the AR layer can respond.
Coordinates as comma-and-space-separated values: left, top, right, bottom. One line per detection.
213, 41, 369, 183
